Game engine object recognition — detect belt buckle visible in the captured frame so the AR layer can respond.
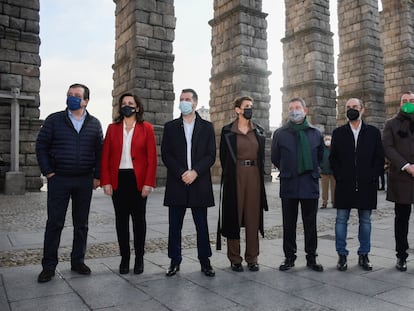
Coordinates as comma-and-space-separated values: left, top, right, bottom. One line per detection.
245, 160, 252, 166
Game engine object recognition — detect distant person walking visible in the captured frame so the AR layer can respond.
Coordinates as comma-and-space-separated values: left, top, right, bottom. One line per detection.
320, 135, 335, 208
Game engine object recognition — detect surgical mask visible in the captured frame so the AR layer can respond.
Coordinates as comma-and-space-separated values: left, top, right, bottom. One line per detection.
120, 105, 136, 118
289, 110, 305, 123
66, 96, 82, 111
346, 108, 360, 121
179, 101, 193, 115
242, 108, 253, 120
324, 140, 331, 147
401, 102, 414, 114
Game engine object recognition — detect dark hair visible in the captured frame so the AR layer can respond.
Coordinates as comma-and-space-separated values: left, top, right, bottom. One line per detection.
401, 91, 414, 101
289, 97, 306, 108
181, 88, 198, 102
233, 96, 253, 108
69, 83, 90, 100
115, 93, 144, 124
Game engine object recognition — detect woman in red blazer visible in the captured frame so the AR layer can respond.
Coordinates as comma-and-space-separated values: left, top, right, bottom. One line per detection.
101, 93, 157, 275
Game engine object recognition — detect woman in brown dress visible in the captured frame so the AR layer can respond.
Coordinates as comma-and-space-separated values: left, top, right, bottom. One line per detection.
218, 96, 268, 272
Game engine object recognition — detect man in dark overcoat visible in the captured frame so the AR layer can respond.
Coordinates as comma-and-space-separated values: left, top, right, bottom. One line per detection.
330, 98, 384, 271
161, 88, 216, 277
271, 97, 324, 272
382, 91, 414, 272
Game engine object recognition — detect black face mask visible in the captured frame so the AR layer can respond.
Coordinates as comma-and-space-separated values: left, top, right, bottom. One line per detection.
120, 106, 136, 118
242, 108, 253, 120
346, 108, 360, 121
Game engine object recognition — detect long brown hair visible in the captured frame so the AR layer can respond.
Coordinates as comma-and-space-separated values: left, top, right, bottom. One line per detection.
115, 93, 144, 124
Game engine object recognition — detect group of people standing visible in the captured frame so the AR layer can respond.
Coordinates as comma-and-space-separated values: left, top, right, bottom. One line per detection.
35, 83, 413, 283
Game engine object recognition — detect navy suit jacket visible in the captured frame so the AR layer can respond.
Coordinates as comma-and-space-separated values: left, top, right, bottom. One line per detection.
161, 112, 216, 208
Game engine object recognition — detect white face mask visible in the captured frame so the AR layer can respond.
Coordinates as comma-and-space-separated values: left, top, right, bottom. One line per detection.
289, 110, 305, 123
179, 101, 193, 115
324, 140, 331, 147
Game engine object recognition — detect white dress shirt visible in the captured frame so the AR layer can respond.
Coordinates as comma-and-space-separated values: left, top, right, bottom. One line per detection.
119, 121, 136, 169
183, 117, 195, 170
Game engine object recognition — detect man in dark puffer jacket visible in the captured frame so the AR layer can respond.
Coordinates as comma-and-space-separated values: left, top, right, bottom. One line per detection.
36, 83, 103, 283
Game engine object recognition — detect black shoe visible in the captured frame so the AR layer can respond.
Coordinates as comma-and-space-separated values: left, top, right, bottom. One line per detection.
119, 257, 130, 274
358, 254, 373, 271
71, 263, 91, 275
279, 258, 295, 271
396, 258, 407, 272
337, 254, 347, 271
231, 263, 244, 272
306, 259, 324, 272
201, 265, 215, 277
134, 257, 144, 274
37, 269, 55, 283
247, 263, 259, 272
166, 262, 180, 276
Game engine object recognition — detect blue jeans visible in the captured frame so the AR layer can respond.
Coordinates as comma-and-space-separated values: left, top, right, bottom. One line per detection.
335, 209, 372, 256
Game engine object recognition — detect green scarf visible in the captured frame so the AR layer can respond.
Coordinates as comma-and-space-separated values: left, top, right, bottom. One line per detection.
289, 118, 313, 175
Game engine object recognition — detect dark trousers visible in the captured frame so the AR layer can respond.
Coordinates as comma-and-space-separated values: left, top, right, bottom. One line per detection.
112, 169, 147, 260
395, 203, 412, 260
42, 174, 93, 269
168, 206, 212, 266
281, 198, 318, 259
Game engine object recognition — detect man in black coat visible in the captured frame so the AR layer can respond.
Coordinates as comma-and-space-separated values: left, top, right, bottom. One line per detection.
36, 83, 103, 283
161, 88, 216, 277
330, 98, 384, 271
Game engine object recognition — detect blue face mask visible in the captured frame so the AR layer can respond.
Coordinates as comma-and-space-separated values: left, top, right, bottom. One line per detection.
66, 96, 82, 111
179, 101, 193, 115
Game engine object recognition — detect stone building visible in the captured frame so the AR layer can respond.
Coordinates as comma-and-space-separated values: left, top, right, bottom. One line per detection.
0, 0, 43, 193
197, 106, 211, 121
1, 0, 414, 192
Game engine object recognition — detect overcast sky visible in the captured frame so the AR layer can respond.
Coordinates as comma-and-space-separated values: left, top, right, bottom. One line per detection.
39, 1, 345, 130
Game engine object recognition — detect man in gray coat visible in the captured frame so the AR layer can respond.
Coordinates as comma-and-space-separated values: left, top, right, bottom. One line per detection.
383, 91, 414, 272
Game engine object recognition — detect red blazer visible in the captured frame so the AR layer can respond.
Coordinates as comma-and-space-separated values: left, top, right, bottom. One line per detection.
100, 121, 157, 191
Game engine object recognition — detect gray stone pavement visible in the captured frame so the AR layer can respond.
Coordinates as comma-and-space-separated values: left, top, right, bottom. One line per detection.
0, 180, 413, 310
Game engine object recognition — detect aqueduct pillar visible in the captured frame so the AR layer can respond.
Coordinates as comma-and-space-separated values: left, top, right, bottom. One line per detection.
281, 0, 337, 134
113, 0, 176, 185
209, 0, 272, 180
0, 0, 43, 192
337, 0, 385, 129
381, 0, 414, 117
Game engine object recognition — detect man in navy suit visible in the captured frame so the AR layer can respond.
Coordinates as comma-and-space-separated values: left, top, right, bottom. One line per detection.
161, 88, 216, 277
